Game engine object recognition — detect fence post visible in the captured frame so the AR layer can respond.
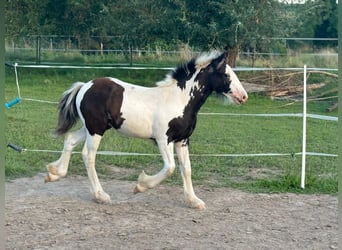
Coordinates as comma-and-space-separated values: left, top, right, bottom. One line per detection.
129, 42, 133, 66
36, 35, 41, 64
301, 65, 307, 189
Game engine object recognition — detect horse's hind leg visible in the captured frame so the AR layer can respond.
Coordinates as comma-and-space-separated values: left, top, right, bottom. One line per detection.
45, 127, 86, 182
175, 141, 205, 209
82, 133, 110, 203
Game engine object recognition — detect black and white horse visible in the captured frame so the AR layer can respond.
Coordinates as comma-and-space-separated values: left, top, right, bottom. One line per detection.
45, 51, 248, 209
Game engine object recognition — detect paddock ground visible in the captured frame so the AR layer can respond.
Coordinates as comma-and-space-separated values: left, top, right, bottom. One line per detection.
5, 173, 337, 249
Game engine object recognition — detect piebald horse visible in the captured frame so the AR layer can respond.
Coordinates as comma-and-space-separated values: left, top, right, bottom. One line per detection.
45, 51, 248, 209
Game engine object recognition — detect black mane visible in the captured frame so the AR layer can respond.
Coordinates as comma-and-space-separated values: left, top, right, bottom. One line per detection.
156, 51, 223, 88
171, 58, 197, 90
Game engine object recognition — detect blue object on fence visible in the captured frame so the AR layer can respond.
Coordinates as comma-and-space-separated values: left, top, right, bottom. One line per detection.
7, 143, 23, 153
5, 97, 21, 108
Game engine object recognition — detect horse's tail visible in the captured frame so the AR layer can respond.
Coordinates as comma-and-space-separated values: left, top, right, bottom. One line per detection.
54, 82, 84, 136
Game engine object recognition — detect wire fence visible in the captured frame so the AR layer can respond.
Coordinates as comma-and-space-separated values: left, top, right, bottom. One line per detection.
5, 36, 338, 67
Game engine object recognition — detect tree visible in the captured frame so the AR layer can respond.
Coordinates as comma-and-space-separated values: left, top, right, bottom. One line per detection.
5, 0, 338, 58
5, 0, 48, 41
313, 0, 338, 46
173, 0, 289, 66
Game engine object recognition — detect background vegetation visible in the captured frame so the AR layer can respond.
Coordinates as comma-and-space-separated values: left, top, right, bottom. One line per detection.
5, 0, 338, 66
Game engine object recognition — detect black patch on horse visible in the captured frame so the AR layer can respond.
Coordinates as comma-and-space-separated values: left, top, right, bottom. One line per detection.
80, 78, 125, 136
171, 58, 197, 90
166, 83, 210, 144
166, 53, 231, 143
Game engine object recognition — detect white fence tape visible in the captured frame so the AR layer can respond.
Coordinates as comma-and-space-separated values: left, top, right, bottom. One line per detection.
17, 149, 339, 158
199, 112, 338, 121
9, 63, 338, 72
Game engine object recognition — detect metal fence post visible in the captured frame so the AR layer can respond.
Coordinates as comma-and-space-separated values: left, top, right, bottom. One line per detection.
130, 42, 133, 66
36, 35, 41, 64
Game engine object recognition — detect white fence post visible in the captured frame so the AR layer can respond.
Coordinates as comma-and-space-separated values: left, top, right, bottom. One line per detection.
301, 65, 307, 189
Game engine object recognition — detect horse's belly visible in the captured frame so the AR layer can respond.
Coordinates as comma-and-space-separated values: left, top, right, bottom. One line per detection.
116, 90, 159, 138
117, 113, 153, 139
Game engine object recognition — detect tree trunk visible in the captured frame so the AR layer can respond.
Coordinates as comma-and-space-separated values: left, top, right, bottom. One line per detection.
226, 45, 239, 68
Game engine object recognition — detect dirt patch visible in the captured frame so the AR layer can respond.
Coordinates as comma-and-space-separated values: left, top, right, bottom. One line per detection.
6, 174, 337, 249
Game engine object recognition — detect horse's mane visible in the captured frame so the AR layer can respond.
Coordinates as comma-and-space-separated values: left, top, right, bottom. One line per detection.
156, 51, 222, 87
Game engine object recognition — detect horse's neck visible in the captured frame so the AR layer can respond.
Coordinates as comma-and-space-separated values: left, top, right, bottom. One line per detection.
179, 80, 212, 116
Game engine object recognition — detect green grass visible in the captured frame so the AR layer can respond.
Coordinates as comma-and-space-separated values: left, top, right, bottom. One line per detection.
5, 67, 338, 194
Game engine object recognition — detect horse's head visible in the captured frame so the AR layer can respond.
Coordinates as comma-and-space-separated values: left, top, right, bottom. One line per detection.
200, 52, 248, 104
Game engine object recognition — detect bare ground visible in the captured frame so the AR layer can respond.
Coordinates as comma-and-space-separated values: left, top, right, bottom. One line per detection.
5, 173, 338, 249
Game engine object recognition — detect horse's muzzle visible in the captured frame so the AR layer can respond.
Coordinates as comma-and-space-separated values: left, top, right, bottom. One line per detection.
224, 92, 248, 104
235, 93, 248, 104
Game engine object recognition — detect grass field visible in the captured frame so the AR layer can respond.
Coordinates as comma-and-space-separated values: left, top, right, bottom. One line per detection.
4, 66, 338, 194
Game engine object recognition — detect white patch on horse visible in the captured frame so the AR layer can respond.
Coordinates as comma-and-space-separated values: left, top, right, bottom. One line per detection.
75, 81, 94, 126
223, 65, 248, 104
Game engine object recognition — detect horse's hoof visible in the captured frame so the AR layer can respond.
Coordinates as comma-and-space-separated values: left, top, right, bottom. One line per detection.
133, 186, 140, 194
133, 171, 149, 194
94, 191, 111, 204
44, 175, 51, 183
133, 184, 147, 194
195, 202, 206, 210
188, 198, 206, 210
44, 172, 60, 183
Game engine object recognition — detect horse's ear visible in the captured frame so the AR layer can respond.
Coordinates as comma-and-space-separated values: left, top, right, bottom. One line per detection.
215, 52, 227, 72
223, 47, 229, 58
206, 52, 227, 73
223, 50, 229, 61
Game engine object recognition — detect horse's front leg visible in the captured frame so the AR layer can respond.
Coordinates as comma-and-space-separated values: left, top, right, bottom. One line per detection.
82, 133, 111, 203
175, 140, 205, 209
134, 140, 175, 193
